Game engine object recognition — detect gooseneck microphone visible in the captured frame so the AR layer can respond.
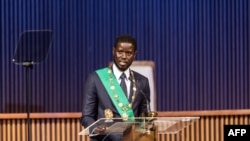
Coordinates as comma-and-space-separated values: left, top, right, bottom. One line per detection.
140, 89, 151, 115
129, 76, 157, 133
129, 75, 155, 117
137, 84, 157, 118
140, 90, 157, 132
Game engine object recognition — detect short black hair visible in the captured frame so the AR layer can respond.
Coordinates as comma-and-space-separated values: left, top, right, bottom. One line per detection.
114, 34, 137, 51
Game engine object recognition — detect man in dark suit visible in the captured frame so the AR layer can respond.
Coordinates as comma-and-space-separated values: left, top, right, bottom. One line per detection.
80, 35, 150, 141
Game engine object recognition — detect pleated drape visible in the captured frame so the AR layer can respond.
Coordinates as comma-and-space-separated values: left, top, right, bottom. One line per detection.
1, 0, 250, 112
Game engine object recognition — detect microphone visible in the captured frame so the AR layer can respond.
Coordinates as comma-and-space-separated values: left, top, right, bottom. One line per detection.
129, 77, 157, 132
128, 76, 150, 113
140, 90, 157, 132
138, 87, 157, 118
140, 89, 151, 115
129, 76, 157, 117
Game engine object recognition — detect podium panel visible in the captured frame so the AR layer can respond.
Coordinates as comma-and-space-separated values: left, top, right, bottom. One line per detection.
79, 117, 199, 141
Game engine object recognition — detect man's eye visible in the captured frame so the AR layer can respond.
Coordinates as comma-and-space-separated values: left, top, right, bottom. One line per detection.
126, 52, 132, 55
117, 51, 132, 56
126, 51, 132, 56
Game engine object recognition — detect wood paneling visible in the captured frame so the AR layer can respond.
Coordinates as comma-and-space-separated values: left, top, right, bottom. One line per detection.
1, 119, 88, 141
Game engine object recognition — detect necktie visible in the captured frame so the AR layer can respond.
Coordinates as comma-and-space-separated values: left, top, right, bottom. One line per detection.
120, 73, 127, 97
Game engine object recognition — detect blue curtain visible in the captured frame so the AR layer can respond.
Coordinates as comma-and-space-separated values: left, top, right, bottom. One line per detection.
1, 0, 250, 112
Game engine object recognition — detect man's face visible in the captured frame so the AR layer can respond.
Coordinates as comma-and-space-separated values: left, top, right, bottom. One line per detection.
113, 42, 137, 71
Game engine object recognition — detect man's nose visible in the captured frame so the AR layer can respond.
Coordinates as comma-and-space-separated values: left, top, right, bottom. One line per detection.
121, 52, 127, 57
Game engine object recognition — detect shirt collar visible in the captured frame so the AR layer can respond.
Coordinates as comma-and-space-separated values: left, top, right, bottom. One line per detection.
112, 63, 130, 80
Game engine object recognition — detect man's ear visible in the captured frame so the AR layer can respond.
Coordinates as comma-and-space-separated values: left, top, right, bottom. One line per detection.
112, 47, 115, 55
134, 51, 137, 58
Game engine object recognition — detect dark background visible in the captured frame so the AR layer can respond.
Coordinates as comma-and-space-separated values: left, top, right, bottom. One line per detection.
1, 0, 250, 113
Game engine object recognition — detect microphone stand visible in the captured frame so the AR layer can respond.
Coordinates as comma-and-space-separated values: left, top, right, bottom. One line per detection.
23, 61, 33, 141
129, 76, 156, 117
139, 89, 158, 134
139, 89, 158, 118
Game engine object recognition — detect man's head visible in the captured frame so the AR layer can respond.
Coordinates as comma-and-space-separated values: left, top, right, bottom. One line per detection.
113, 35, 137, 71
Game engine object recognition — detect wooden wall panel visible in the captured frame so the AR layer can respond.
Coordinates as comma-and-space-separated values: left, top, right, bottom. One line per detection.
0, 118, 89, 141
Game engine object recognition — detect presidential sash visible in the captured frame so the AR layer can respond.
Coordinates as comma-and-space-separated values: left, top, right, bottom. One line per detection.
96, 68, 135, 120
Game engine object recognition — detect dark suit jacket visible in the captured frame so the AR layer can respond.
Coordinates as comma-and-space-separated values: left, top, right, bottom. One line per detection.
80, 68, 150, 128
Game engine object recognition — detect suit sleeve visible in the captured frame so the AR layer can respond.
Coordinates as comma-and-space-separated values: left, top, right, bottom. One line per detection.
80, 73, 98, 128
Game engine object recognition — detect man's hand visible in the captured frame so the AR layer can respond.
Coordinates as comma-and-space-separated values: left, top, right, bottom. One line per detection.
93, 125, 107, 134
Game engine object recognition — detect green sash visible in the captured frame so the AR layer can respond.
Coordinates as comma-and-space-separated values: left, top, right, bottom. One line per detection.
96, 68, 135, 119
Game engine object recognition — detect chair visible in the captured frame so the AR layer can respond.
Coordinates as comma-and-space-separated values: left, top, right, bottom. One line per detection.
129, 60, 157, 111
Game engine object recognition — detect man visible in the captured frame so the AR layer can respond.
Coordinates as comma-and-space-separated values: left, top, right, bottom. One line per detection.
81, 35, 150, 141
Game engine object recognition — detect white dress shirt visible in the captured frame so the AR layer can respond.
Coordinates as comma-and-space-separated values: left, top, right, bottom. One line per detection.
112, 64, 131, 98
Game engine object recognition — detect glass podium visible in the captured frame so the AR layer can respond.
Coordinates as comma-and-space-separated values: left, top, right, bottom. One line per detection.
79, 117, 200, 141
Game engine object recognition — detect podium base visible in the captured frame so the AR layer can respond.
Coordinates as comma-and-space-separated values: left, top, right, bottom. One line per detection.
123, 125, 157, 141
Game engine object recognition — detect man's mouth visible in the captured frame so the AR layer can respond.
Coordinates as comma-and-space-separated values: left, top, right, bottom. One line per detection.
119, 61, 127, 66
